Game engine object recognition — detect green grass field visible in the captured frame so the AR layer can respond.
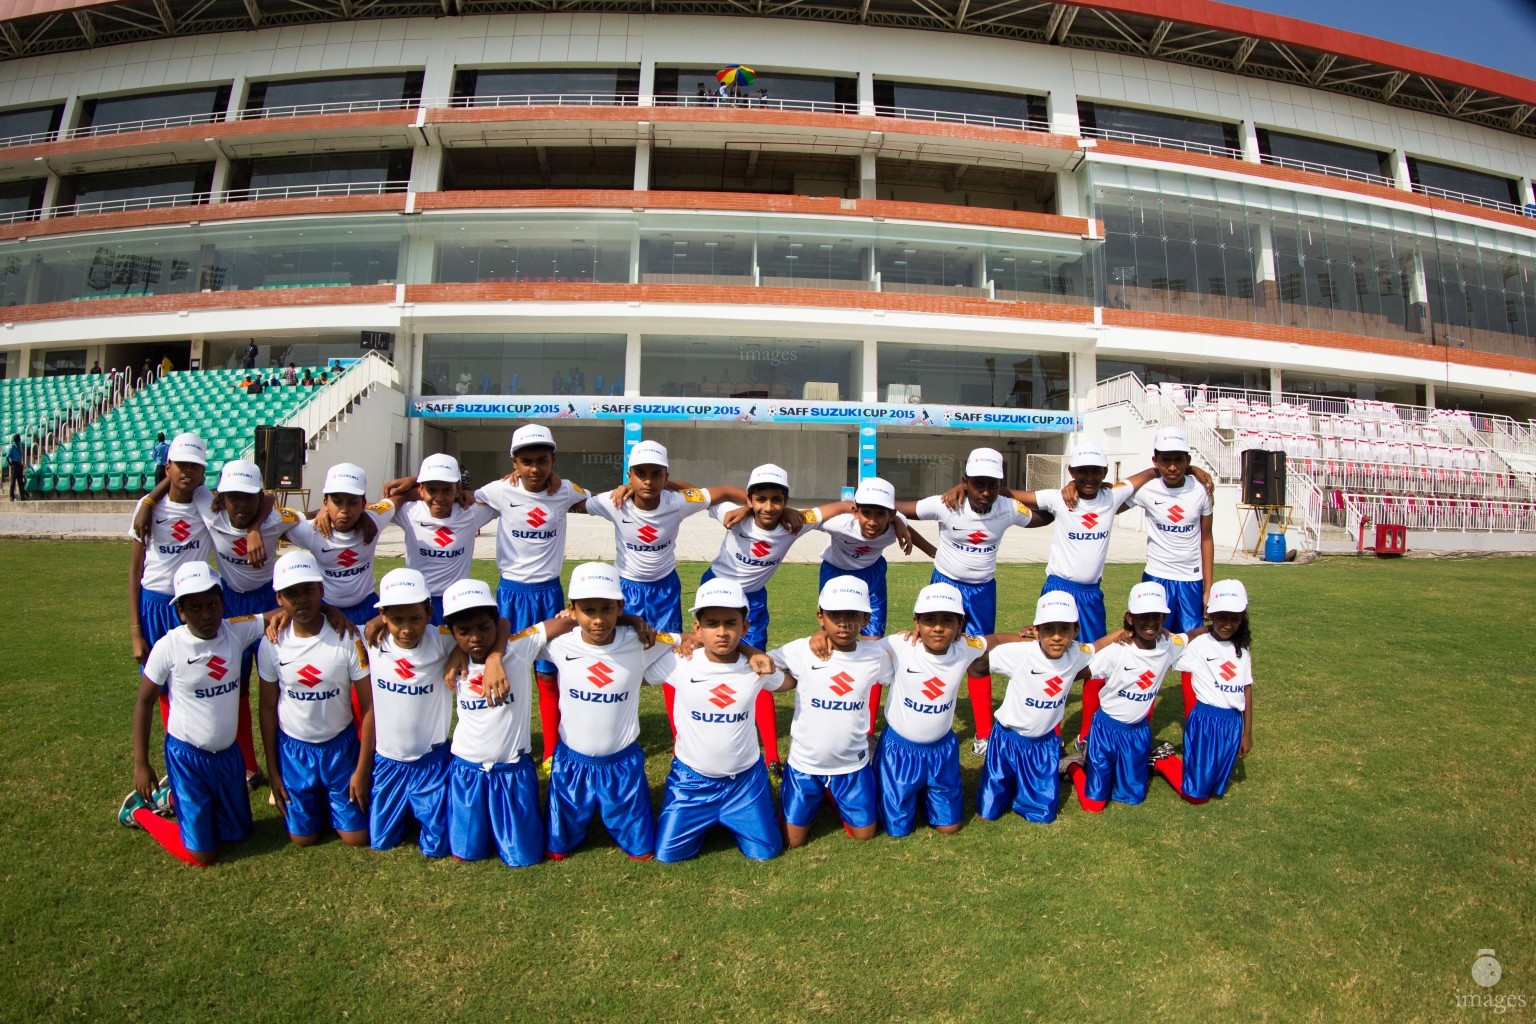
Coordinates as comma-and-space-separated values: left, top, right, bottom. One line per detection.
2, 540, 1533, 1022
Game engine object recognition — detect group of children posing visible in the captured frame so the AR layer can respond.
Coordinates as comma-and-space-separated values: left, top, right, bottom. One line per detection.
121, 422, 1255, 866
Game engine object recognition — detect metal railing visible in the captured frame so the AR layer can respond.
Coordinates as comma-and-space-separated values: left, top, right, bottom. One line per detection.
1080, 125, 1242, 160
1257, 152, 1395, 188
0, 127, 62, 149
56, 191, 212, 217
873, 105, 1049, 133
240, 351, 400, 461
1410, 182, 1528, 217
220, 180, 409, 202
1292, 456, 1535, 502
1338, 491, 1536, 533
657, 93, 856, 115
64, 111, 223, 139
1287, 468, 1323, 551
238, 97, 418, 119
440, 93, 639, 109
0, 208, 41, 225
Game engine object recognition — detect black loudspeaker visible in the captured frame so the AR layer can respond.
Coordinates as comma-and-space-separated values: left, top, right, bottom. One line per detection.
1241, 449, 1286, 505
254, 425, 306, 489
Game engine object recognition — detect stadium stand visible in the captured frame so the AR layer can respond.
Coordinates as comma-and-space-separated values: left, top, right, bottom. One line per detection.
0, 375, 118, 462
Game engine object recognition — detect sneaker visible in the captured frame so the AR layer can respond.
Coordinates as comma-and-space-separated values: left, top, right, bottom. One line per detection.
1058, 750, 1085, 775
1149, 741, 1176, 766
972, 737, 989, 757
151, 776, 175, 816
1073, 734, 1087, 753
118, 791, 150, 829
538, 757, 553, 781
767, 760, 785, 784
245, 768, 264, 792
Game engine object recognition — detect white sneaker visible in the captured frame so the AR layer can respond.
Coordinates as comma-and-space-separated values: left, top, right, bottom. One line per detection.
971, 737, 989, 757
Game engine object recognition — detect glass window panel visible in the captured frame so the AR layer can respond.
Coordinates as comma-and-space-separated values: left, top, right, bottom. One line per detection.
78, 86, 230, 129
1408, 157, 1519, 206
1256, 128, 1390, 179
421, 333, 626, 397
453, 68, 638, 101
1078, 101, 1239, 152
230, 151, 413, 192
245, 72, 423, 112
655, 69, 853, 105
872, 81, 1046, 125
878, 342, 1068, 408
0, 103, 62, 143
59, 164, 215, 208
642, 336, 858, 400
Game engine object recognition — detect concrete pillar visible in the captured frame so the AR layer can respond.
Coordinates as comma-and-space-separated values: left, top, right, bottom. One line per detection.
633, 140, 651, 191
1254, 221, 1279, 308
409, 144, 444, 192
624, 332, 642, 395
225, 75, 248, 119
861, 337, 879, 402
639, 60, 656, 106
1407, 249, 1432, 338
1391, 150, 1413, 191
208, 152, 232, 199
57, 95, 81, 136
188, 338, 205, 370
859, 151, 876, 200
858, 422, 878, 483
1424, 381, 1436, 409
1056, 170, 1081, 218
1270, 368, 1282, 403
1240, 121, 1261, 163
406, 330, 425, 465
419, 52, 456, 106
39, 171, 62, 217
14, 345, 32, 378
1047, 90, 1081, 137
1071, 349, 1097, 413
857, 71, 875, 117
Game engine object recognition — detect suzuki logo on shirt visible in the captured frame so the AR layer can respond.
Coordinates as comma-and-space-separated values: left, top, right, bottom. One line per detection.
1167, 505, 1185, 524
206, 656, 229, 682
1135, 669, 1156, 690
708, 683, 736, 708
170, 519, 191, 543
231, 537, 248, 557
466, 674, 484, 696
1042, 675, 1064, 697
1219, 661, 1238, 681
433, 527, 454, 547
526, 507, 548, 528
851, 545, 873, 557
919, 677, 946, 701
637, 524, 659, 543
965, 530, 989, 545
1080, 512, 1100, 530
750, 540, 772, 558
588, 662, 615, 688
829, 671, 855, 697
336, 548, 359, 568
395, 658, 415, 680
296, 664, 324, 688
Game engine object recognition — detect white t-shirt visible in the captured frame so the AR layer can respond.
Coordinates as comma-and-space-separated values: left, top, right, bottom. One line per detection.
878, 633, 989, 743
284, 500, 396, 607
913, 496, 1036, 583
474, 478, 588, 583
1177, 633, 1252, 711
393, 499, 498, 596
705, 501, 804, 593
586, 487, 712, 582
256, 621, 370, 744
989, 639, 1096, 737
203, 505, 303, 593
1131, 478, 1213, 582
369, 629, 456, 762
450, 625, 546, 766
543, 626, 676, 756
1035, 483, 1134, 585
135, 489, 214, 593
144, 617, 266, 751
770, 638, 893, 775
1089, 634, 1188, 725
809, 510, 908, 572
645, 651, 786, 777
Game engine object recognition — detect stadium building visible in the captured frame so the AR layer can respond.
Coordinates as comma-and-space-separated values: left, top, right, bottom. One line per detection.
0, 0, 1533, 551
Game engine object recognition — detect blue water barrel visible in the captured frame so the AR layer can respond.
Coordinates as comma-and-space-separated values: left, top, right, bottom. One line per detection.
1264, 529, 1286, 563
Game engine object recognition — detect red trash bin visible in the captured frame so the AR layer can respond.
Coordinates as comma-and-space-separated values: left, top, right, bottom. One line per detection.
1374, 522, 1407, 557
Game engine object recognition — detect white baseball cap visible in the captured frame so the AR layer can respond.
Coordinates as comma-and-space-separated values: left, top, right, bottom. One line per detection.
691, 578, 749, 615
217, 459, 263, 494
628, 440, 668, 469
567, 562, 624, 602
172, 562, 222, 600
510, 423, 556, 454
747, 464, 790, 492
1153, 427, 1190, 454
168, 432, 207, 466
818, 575, 872, 614
417, 453, 462, 484
853, 477, 896, 509
273, 551, 324, 591
378, 568, 431, 607
1033, 592, 1080, 625
1127, 581, 1171, 615
1068, 440, 1109, 468
442, 578, 497, 618
1207, 579, 1249, 614
322, 462, 367, 496
913, 582, 966, 618
964, 448, 1004, 480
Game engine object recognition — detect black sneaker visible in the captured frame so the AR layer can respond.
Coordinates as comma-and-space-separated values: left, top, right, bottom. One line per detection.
1057, 751, 1085, 775
245, 769, 264, 793
1149, 741, 1176, 766
767, 760, 785, 784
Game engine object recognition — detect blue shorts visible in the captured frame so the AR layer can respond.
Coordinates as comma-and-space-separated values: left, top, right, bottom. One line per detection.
371, 743, 450, 856
1146, 573, 1205, 637
700, 568, 770, 648
1084, 710, 1150, 806
449, 755, 544, 866
139, 587, 180, 655
163, 734, 251, 853
930, 569, 995, 637
430, 594, 446, 626
547, 741, 654, 859
223, 583, 277, 681
976, 726, 1062, 823
277, 729, 367, 837
621, 571, 683, 635
498, 577, 564, 675
340, 594, 379, 628
820, 558, 887, 637
782, 762, 879, 830
655, 758, 781, 863
1182, 702, 1244, 799
875, 726, 963, 837
1041, 575, 1106, 644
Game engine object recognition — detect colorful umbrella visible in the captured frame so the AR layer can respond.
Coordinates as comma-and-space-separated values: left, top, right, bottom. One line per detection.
715, 65, 757, 88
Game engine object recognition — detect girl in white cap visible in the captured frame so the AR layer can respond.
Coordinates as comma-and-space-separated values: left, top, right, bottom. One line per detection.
1151, 579, 1254, 802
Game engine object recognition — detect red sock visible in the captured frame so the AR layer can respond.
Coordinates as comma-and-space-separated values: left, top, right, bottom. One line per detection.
754, 690, 781, 764
1181, 671, 1196, 719
350, 688, 364, 737
537, 675, 561, 761
1078, 678, 1104, 744
1152, 753, 1208, 805
663, 683, 678, 738
867, 683, 883, 735
966, 675, 993, 741
1065, 762, 1106, 813
132, 807, 203, 866
158, 693, 171, 730
236, 696, 258, 773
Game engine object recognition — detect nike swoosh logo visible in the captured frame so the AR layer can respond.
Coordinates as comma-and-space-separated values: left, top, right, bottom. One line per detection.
1206, 656, 1223, 662
279, 658, 302, 666
1030, 669, 1046, 675
185, 656, 207, 664
562, 655, 582, 662
904, 668, 925, 675
157, 517, 173, 524
689, 677, 712, 683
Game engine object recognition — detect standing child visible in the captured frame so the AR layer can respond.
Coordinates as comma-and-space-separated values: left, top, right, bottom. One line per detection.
802, 477, 934, 638
1129, 427, 1215, 636
286, 463, 396, 626
128, 432, 213, 669
387, 453, 497, 624
769, 576, 891, 847
644, 578, 788, 863
257, 551, 374, 847
1152, 580, 1254, 802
